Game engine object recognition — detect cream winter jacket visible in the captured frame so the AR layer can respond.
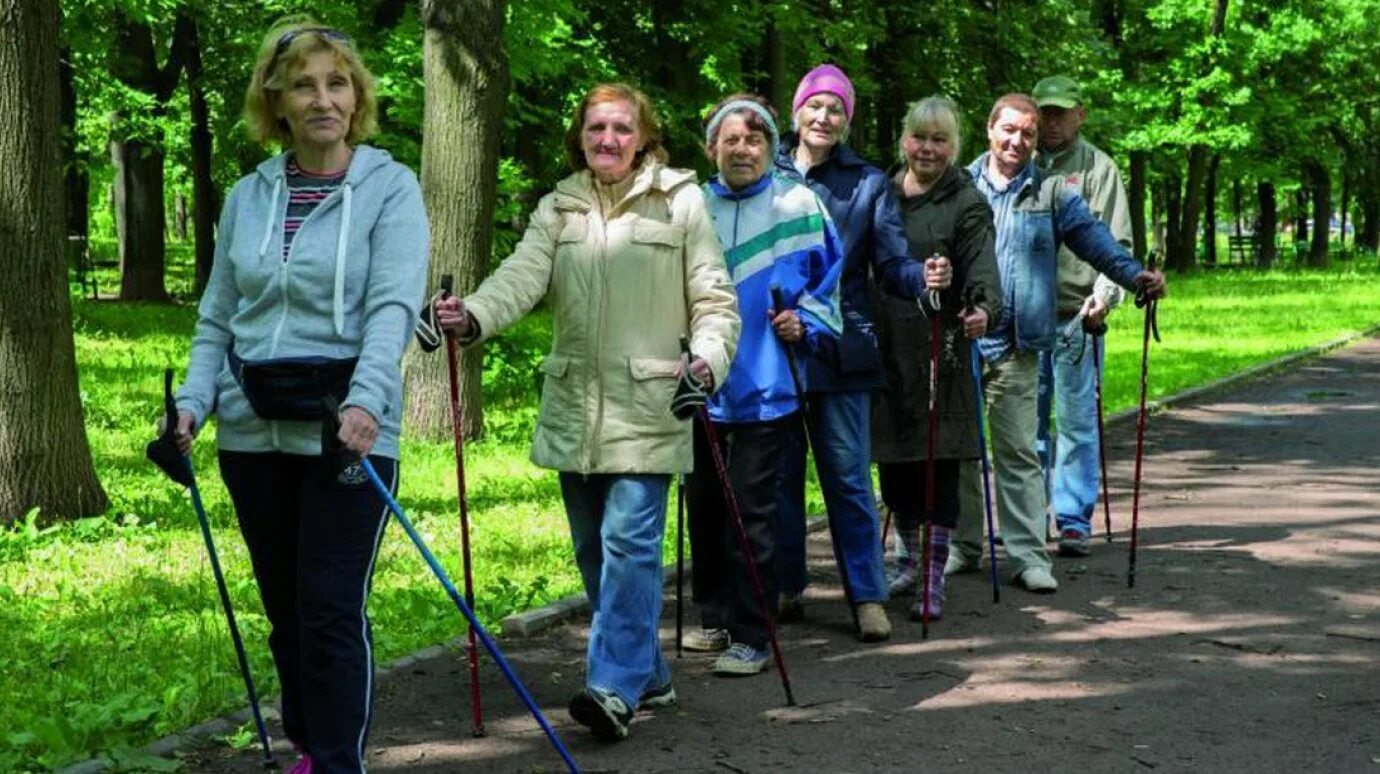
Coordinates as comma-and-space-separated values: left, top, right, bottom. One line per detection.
465, 159, 740, 474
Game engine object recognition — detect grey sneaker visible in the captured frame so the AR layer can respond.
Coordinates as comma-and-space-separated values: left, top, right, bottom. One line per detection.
1057, 530, 1091, 557
886, 563, 918, 595
713, 643, 770, 676
637, 681, 677, 710
569, 687, 633, 741
683, 627, 730, 653
1015, 566, 1059, 593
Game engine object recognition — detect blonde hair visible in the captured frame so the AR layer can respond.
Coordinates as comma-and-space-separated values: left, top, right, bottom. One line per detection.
243, 16, 378, 147
898, 96, 963, 164
563, 83, 668, 172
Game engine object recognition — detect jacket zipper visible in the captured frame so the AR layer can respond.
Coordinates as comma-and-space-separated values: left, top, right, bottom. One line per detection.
587, 196, 612, 471
266, 178, 343, 448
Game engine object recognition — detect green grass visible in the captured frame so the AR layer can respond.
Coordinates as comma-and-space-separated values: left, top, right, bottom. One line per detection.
3, 258, 1378, 771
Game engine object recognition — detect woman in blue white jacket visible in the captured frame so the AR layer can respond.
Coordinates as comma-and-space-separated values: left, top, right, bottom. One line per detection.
170, 19, 428, 774
684, 94, 843, 677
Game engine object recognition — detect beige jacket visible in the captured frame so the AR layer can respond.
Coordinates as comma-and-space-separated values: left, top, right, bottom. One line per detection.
465, 160, 740, 474
1036, 136, 1133, 316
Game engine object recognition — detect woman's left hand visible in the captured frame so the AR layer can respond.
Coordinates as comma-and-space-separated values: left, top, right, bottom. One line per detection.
770, 309, 805, 343
674, 356, 714, 390
339, 406, 379, 458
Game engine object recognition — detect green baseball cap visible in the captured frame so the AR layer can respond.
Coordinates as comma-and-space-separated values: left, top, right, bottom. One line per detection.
1033, 76, 1082, 109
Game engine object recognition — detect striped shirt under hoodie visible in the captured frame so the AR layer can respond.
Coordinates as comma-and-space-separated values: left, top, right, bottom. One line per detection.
283, 157, 347, 259
702, 172, 844, 424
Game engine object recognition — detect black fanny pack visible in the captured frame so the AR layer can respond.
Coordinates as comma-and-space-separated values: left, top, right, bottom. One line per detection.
229, 350, 358, 421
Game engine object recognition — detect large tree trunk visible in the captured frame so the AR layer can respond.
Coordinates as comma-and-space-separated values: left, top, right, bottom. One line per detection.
184, 13, 217, 295
1307, 161, 1330, 268
1129, 150, 1148, 261
0, 0, 108, 523
1204, 153, 1219, 266
1256, 180, 1277, 269
1294, 186, 1308, 246
764, 20, 789, 117
407, 0, 510, 440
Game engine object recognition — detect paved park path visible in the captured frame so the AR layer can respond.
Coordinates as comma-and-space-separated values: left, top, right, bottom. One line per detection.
192, 337, 1380, 773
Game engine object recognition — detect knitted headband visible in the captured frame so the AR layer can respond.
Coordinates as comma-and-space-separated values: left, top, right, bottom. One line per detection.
704, 99, 780, 153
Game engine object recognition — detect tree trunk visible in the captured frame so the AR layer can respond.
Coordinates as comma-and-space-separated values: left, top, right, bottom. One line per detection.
59, 45, 88, 268
1204, 153, 1219, 266
1164, 174, 1183, 270
0, 0, 109, 523
108, 12, 191, 302
173, 192, 187, 241
1174, 145, 1209, 272
1294, 186, 1308, 246
407, 0, 510, 441
1129, 150, 1148, 261
1307, 162, 1330, 267
113, 136, 169, 300
1256, 180, 1277, 269
184, 12, 217, 296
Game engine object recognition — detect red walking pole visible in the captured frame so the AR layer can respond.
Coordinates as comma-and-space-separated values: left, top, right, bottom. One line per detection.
440, 275, 485, 737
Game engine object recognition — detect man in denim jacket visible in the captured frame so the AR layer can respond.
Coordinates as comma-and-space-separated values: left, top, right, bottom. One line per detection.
949, 93, 1166, 593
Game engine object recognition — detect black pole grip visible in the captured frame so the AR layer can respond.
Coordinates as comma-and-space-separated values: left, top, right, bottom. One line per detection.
770, 284, 787, 316
440, 273, 454, 300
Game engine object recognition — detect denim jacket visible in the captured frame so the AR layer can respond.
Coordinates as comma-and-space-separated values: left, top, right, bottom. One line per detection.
967, 154, 1144, 362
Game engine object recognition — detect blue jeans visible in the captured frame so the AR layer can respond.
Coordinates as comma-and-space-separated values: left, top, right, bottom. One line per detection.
775, 391, 887, 603
560, 473, 672, 707
1036, 324, 1104, 538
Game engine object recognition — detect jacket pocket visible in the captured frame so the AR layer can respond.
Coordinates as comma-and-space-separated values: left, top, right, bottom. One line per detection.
631, 222, 685, 249
557, 216, 589, 244
536, 354, 580, 430
628, 356, 681, 423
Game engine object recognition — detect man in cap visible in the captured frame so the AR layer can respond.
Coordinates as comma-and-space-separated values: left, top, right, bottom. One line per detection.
1032, 75, 1133, 558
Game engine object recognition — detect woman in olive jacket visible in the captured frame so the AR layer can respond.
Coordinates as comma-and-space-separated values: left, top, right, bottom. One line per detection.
871, 96, 1001, 623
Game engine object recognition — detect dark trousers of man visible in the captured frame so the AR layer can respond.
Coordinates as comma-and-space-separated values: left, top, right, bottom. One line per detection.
687, 415, 793, 649
219, 451, 397, 774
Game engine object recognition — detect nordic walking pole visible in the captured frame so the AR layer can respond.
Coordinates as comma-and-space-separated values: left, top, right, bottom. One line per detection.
438, 274, 485, 737
695, 408, 797, 706
769, 287, 860, 635
968, 344, 1002, 604
1128, 255, 1162, 589
1090, 328, 1113, 543
921, 288, 942, 639
686, 332, 796, 706
675, 472, 686, 659
146, 369, 277, 770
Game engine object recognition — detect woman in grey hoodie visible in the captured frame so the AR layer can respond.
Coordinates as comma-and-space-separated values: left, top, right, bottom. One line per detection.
170, 19, 428, 774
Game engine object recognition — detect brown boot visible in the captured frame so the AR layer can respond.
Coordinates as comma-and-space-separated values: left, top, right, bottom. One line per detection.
856, 602, 892, 642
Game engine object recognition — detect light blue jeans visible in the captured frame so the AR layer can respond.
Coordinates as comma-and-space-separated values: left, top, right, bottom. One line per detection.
775, 390, 888, 603
560, 473, 672, 707
1037, 323, 1104, 538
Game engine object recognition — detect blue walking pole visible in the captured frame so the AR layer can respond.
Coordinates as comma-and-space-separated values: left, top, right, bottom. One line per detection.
146, 370, 277, 769
969, 348, 1002, 604
353, 457, 579, 773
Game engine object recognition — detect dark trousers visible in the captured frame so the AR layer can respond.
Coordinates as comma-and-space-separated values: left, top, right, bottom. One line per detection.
687, 415, 792, 649
878, 459, 961, 530
219, 451, 397, 774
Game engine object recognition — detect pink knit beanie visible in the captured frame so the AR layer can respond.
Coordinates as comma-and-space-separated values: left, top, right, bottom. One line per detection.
791, 64, 855, 121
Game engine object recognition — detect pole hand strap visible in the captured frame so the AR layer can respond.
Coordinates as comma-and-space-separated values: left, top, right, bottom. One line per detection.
670, 336, 708, 420
414, 274, 455, 353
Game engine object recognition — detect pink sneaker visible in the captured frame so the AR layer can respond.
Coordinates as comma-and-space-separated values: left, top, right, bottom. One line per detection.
286, 753, 314, 774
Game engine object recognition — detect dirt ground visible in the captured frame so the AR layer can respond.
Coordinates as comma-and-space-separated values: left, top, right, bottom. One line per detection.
188, 337, 1380, 773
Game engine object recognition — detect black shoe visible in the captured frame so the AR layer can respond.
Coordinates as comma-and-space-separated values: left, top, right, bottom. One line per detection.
569, 688, 632, 741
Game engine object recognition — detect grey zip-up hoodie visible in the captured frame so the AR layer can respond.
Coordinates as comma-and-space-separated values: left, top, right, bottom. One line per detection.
177, 145, 429, 459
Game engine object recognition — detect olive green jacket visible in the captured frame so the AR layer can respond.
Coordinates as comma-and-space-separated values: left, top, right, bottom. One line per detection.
465, 160, 740, 474
1036, 136, 1133, 316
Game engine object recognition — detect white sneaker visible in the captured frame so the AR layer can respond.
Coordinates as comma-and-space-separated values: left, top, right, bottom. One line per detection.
1015, 566, 1059, 593
683, 627, 730, 653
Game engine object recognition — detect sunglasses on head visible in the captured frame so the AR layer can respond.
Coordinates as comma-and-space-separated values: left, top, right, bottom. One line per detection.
269, 27, 351, 68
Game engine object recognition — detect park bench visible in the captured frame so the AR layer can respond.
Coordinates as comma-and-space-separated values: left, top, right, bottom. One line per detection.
1226, 234, 1257, 266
